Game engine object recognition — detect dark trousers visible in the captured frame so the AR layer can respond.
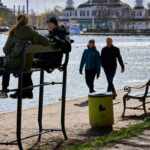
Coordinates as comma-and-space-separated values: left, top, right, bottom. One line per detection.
2, 72, 33, 94
21, 73, 33, 94
85, 69, 97, 93
104, 69, 116, 94
2, 72, 10, 92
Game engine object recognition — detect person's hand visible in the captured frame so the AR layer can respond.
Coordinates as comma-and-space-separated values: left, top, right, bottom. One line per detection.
79, 70, 82, 75
121, 67, 125, 73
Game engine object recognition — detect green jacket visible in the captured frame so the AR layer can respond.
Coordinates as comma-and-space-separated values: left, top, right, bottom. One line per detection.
3, 25, 50, 71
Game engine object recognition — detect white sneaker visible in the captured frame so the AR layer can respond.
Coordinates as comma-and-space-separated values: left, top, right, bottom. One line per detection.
0, 92, 8, 98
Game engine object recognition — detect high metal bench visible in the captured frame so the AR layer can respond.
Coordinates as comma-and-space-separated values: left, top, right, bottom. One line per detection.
122, 80, 150, 117
0, 42, 70, 150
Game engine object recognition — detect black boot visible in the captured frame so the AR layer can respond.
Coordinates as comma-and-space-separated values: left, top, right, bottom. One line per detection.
10, 92, 33, 99
90, 89, 96, 93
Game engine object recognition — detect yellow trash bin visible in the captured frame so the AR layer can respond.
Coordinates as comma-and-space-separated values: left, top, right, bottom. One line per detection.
88, 92, 114, 128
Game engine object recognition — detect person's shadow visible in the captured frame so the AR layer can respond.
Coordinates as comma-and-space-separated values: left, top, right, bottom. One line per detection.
74, 100, 88, 107
122, 112, 150, 121
78, 127, 113, 138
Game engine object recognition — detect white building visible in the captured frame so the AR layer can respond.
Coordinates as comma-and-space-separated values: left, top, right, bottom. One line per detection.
133, 0, 146, 19
63, 0, 150, 32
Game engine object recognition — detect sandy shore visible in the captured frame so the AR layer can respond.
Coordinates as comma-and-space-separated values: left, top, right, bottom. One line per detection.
0, 91, 150, 150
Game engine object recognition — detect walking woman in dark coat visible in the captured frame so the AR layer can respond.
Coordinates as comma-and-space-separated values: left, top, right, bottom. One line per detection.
80, 40, 101, 93
101, 37, 125, 99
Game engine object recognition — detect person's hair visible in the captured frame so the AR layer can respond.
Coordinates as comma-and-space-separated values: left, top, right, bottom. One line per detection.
46, 17, 58, 26
106, 37, 113, 42
9, 14, 28, 36
87, 39, 96, 49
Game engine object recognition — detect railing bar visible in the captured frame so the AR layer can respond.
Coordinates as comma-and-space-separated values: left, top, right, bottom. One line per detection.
0, 82, 63, 93
0, 142, 18, 145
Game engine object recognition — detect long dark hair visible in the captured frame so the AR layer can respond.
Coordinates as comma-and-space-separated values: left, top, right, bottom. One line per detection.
9, 14, 28, 36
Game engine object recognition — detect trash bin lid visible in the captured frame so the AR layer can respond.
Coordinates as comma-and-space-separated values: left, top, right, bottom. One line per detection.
89, 92, 113, 98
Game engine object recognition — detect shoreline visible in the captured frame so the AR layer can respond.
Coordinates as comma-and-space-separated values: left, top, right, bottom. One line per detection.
0, 96, 87, 114
80, 32, 150, 36
0, 91, 149, 149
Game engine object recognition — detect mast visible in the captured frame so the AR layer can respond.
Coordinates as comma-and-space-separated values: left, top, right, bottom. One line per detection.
26, 0, 29, 15
92, 15, 95, 29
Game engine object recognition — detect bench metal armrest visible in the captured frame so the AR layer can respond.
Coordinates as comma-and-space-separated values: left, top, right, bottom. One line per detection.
124, 86, 131, 94
124, 86, 145, 95
124, 80, 150, 96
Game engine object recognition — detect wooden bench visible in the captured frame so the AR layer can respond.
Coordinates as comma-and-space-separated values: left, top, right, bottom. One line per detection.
122, 80, 150, 117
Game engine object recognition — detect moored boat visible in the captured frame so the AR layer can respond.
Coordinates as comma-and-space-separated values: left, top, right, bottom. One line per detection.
0, 26, 9, 32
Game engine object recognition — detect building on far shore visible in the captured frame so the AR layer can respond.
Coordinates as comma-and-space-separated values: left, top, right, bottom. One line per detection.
61, 0, 150, 32
0, 0, 15, 26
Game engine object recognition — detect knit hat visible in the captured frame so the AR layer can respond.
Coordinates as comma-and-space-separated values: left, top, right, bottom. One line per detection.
46, 17, 58, 26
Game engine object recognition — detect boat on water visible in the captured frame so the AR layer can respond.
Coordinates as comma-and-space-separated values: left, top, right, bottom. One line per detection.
0, 26, 9, 32
69, 23, 80, 35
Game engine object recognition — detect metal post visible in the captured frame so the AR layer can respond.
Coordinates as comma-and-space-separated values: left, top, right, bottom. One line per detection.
38, 70, 44, 142
16, 73, 23, 150
61, 67, 68, 140
26, 0, 29, 15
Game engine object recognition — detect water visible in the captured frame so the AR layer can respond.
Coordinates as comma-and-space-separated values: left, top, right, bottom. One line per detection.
0, 34, 150, 112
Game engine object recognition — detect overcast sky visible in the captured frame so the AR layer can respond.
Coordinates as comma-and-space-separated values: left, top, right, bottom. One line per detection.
2, 0, 150, 13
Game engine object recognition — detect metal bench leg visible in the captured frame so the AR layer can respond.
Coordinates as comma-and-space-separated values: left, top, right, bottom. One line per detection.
122, 95, 127, 118
61, 68, 68, 140
143, 99, 147, 116
38, 70, 44, 142
17, 73, 23, 150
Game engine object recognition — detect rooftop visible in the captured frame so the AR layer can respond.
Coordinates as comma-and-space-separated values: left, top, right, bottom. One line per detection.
78, 0, 130, 9
78, 2, 94, 8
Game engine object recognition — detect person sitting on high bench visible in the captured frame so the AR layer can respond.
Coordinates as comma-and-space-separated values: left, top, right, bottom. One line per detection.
34, 17, 71, 70
0, 14, 50, 99
0, 16, 71, 99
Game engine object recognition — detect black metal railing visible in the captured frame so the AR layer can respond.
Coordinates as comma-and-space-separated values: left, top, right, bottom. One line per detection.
0, 42, 69, 150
